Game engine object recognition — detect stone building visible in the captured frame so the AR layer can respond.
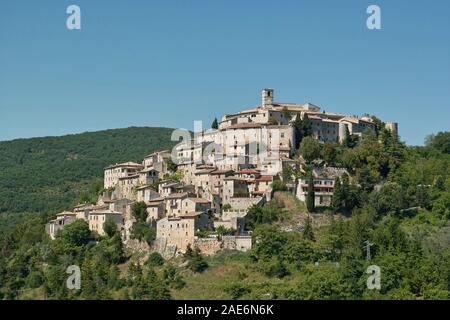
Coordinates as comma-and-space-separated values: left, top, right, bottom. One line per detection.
173, 88, 376, 179
142, 150, 171, 170
156, 212, 214, 252
136, 185, 159, 202
138, 168, 159, 186
45, 211, 77, 240
222, 177, 250, 205
180, 197, 211, 215
159, 180, 182, 197
88, 210, 124, 236
104, 162, 143, 189
146, 198, 165, 221
164, 192, 189, 217
117, 174, 140, 200
217, 89, 375, 144
296, 167, 348, 207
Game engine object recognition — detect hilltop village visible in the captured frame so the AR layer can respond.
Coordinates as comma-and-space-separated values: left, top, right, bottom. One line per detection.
46, 89, 398, 256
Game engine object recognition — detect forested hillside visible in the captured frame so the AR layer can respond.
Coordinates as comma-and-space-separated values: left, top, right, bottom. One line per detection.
0, 129, 448, 300
0, 127, 177, 215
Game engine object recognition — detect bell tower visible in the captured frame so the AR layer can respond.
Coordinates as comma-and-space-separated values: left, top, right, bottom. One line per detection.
262, 88, 274, 108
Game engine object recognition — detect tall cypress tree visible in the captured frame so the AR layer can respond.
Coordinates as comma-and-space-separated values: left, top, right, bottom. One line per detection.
303, 216, 315, 241
306, 172, 315, 213
211, 118, 219, 129
341, 174, 351, 211
301, 113, 313, 137
294, 115, 303, 150
294, 113, 314, 150
332, 177, 343, 212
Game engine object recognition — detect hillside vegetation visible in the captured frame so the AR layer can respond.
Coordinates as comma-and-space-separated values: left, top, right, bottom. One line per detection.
0, 127, 177, 216
0, 129, 449, 300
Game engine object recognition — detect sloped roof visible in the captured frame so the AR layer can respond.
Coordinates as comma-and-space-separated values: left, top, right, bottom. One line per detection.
165, 192, 188, 199
105, 162, 143, 170
236, 169, 260, 174
179, 212, 204, 218
90, 210, 122, 215
185, 198, 210, 204
210, 169, 234, 175
56, 211, 76, 216
227, 123, 262, 130
257, 175, 274, 182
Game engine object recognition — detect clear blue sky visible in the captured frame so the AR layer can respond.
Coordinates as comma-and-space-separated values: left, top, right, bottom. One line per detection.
1, 0, 449, 145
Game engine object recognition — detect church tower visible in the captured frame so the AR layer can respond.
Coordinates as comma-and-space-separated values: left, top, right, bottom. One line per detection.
262, 88, 274, 108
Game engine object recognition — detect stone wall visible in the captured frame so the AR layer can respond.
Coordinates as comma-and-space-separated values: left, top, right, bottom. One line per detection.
124, 238, 150, 255
214, 220, 233, 230
228, 196, 264, 210
153, 237, 178, 259
214, 217, 245, 233
194, 237, 223, 255
228, 236, 252, 252
194, 235, 252, 255
222, 209, 247, 221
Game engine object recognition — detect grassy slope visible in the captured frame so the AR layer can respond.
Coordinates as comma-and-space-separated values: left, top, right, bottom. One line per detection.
171, 251, 297, 300
0, 127, 177, 216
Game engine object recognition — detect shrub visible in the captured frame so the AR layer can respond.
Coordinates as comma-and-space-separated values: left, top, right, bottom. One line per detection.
225, 283, 251, 300
146, 252, 165, 267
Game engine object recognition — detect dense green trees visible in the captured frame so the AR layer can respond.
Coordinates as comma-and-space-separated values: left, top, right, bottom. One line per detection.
128, 264, 171, 300
225, 282, 251, 300
131, 202, 148, 222
131, 222, 156, 245
300, 137, 322, 163
250, 225, 290, 278
322, 141, 338, 165
426, 132, 450, 154
294, 113, 313, 149
0, 130, 449, 300
332, 174, 359, 213
371, 182, 408, 215
0, 209, 177, 299
281, 164, 294, 183
146, 252, 165, 267
271, 180, 288, 192
104, 218, 119, 237
166, 157, 178, 173
245, 200, 284, 230
184, 245, 208, 273
53, 220, 92, 256
244, 131, 450, 299
249, 199, 450, 299
0, 127, 176, 214
130, 202, 157, 245
162, 263, 186, 290
335, 129, 406, 193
